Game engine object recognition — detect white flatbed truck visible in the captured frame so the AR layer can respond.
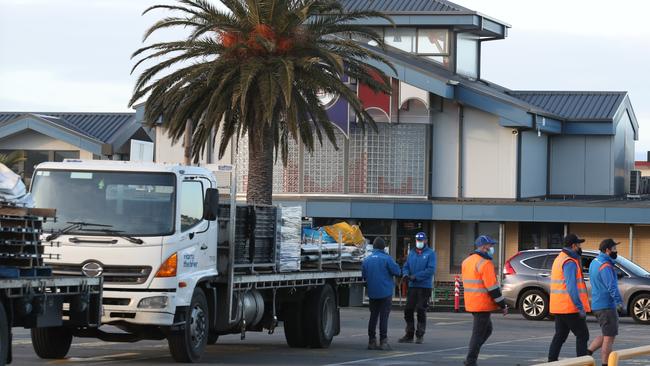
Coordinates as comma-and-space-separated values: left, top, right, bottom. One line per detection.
29, 160, 363, 363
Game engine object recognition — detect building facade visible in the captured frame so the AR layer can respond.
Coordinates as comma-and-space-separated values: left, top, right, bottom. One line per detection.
149, 0, 648, 281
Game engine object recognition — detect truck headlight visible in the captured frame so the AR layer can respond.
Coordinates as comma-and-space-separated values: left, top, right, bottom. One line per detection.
137, 296, 169, 309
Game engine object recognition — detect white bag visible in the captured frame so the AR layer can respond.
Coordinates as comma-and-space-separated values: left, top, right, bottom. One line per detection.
0, 163, 34, 207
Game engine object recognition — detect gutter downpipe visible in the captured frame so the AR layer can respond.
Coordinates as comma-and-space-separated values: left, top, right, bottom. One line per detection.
629, 224, 634, 261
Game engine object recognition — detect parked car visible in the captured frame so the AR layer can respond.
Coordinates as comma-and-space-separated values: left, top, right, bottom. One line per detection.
502, 249, 650, 324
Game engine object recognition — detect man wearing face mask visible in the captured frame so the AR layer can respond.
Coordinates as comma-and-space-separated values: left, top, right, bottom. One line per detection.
398, 232, 436, 344
547, 233, 591, 362
587, 239, 624, 366
461, 235, 507, 366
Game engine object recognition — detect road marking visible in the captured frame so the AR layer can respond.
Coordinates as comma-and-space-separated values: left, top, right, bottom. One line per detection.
323, 336, 553, 366
434, 321, 470, 325
47, 353, 140, 363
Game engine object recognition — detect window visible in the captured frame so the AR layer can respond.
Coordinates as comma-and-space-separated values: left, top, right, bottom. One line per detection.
384, 27, 416, 52
451, 222, 500, 272
519, 223, 565, 250
54, 151, 80, 162
25, 151, 49, 177
456, 33, 479, 78
180, 181, 204, 232
523, 255, 547, 270
543, 254, 558, 270
417, 29, 448, 54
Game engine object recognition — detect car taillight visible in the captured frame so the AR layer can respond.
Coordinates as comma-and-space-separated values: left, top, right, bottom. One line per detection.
503, 252, 521, 276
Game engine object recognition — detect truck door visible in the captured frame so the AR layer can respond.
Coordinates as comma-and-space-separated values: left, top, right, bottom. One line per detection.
198, 176, 217, 270
178, 179, 210, 272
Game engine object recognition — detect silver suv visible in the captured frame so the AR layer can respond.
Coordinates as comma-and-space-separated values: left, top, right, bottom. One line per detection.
502, 249, 650, 324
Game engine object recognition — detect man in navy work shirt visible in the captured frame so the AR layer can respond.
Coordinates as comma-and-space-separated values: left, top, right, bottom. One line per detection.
399, 232, 436, 344
587, 239, 624, 366
362, 237, 401, 351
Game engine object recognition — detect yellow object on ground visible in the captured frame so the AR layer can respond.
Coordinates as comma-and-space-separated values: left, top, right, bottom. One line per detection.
323, 222, 365, 246
530, 356, 595, 366
608, 345, 650, 365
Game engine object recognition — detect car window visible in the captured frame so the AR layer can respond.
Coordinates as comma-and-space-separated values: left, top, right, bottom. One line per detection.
543, 254, 558, 270
523, 255, 546, 269
581, 256, 595, 277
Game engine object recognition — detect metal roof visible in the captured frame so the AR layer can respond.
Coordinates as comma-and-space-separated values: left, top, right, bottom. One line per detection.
340, 0, 470, 13
508, 91, 627, 121
0, 112, 136, 143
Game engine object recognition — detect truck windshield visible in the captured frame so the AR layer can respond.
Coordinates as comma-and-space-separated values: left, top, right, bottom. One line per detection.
31, 169, 175, 236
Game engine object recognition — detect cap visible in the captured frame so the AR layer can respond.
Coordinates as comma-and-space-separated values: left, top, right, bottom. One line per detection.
599, 238, 620, 252
373, 237, 386, 250
474, 235, 497, 247
564, 233, 585, 247
415, 232, 427, 241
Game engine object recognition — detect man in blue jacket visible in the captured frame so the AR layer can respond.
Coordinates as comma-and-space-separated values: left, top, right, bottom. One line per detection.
362, 237, 401, 351
587, 239, 624, 366
399, 232, 436, 344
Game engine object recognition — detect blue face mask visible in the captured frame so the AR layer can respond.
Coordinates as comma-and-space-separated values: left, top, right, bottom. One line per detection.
488, 247, 495, 256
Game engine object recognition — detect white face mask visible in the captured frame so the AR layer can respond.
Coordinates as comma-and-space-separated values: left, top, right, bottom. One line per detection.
415, 241, 425, 249
488, 247, 495, 256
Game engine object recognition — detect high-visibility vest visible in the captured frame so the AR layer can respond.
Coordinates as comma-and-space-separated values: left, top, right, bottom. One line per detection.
462, 253, 501, 312
549, 251, 591, 314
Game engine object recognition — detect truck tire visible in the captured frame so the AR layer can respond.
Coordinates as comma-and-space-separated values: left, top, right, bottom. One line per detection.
168, 289, 209, 363
304, 284, 337, 348
30, 326, 72, 359
519, 289, 549, 321
0, 302, 9, 366
283, 302, 307, 348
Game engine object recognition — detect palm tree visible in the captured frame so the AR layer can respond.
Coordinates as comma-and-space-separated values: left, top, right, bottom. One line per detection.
130, 0, 393, 204
0, 151, 25, 173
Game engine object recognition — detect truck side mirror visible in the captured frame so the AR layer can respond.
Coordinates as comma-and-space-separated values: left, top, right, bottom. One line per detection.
203, 188, 219, 221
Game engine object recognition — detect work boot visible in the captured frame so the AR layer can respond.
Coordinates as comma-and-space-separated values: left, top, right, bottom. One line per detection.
415, 336, 424, 344
398, 334, 414, 343
367, 338, 379, 350
379, 339, 392, 351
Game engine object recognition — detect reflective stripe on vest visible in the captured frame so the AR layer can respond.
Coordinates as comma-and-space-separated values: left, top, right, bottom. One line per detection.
549, 251, 592, 314
461, 253, 499, 313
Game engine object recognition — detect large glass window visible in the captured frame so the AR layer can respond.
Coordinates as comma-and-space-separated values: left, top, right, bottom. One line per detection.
451, 222, 500, 272
519, 223, 564, 250
31, 170, 176, 236
384, 27, 416, 52
25, 151, 49, 177
349, 123, 427, 195
303, 130, 345, 193
180, 180, 204, 232
456, 33, 479, 78
54, 151, 80, 162
417, 29, 449, 54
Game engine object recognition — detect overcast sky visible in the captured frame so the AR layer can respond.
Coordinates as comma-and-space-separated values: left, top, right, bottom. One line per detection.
1, 0, 649, 159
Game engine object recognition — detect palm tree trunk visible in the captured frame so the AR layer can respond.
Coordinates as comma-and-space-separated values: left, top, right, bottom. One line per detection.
183, 121, 193, 165
246, 126, 274, 205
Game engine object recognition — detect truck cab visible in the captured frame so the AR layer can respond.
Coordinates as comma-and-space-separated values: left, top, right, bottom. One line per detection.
31, 161, 219, 356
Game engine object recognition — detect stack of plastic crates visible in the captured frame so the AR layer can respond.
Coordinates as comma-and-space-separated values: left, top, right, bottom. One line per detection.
0, 202, 57, 278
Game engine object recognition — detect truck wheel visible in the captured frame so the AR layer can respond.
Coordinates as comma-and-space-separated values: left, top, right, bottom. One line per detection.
305, 284, 337, 348
30, 326, 72, 359
631, 293, 650, 324
519, 289, 549, 321
283, 302, 307, 348
0, 302, 9, 365
168, 289, 209, 363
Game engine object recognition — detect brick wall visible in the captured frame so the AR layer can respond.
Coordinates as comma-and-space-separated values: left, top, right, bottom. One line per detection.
504, 222, 519, 260
632, 226, 650, 270
434, 221, 455, 282
570, 223, 629, 252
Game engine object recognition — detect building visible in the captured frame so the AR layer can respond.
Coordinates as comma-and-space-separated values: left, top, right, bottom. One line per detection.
149, 0, 649, 281
0, 112, 153, 181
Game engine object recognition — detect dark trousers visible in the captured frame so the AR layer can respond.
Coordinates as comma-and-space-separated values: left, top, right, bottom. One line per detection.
548, 313, 590, 362
368, 296, 392, 341
404, 287, 431, 337
465, 312, 493, 365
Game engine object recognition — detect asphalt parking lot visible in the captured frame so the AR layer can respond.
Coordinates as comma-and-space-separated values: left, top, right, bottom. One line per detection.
10, 308, 650, 366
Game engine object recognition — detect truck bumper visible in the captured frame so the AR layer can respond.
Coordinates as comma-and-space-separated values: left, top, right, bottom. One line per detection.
101, 290, 176, 326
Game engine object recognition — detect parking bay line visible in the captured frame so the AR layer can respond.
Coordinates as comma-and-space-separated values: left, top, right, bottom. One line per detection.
323, 335, 554, 366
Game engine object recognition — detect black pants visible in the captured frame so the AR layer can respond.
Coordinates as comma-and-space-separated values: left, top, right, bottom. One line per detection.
368, 296, 392, 341
465, 312, 493, 365
404, 287, 431, 337
548, 313, 590, 362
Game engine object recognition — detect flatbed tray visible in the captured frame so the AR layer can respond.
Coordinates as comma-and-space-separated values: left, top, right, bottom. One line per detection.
0, 275, 101, 289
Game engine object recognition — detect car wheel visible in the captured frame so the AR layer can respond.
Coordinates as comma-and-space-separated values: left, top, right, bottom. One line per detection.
519, 289, 549, 321
631, 294, 650, 324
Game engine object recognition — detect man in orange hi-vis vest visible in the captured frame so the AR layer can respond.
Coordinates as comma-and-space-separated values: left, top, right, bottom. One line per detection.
461, 235, 508, 366
547, 233, 591, 362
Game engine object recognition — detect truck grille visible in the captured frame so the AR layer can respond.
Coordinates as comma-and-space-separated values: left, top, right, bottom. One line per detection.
50, 263, 152, 284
